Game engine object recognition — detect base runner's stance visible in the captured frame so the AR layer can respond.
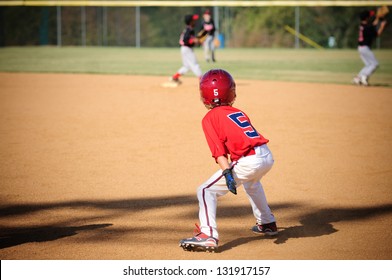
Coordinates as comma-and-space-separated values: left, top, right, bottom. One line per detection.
180, 69, 277, 253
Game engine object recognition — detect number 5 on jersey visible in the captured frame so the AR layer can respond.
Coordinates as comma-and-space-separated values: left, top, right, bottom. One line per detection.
227, 112, 260, 138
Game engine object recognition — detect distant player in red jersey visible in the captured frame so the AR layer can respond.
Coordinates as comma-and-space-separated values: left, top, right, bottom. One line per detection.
179, 69, 277, 252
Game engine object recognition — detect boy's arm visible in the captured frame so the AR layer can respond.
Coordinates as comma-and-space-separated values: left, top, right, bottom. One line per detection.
377, 20, 387, 36
217, 155, 230, 170
202, 117, 237, 195
374, 6, 388, 36
217, 155, 237, 195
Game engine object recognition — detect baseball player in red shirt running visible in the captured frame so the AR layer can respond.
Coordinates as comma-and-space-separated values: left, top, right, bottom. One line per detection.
179, 69, 277, 253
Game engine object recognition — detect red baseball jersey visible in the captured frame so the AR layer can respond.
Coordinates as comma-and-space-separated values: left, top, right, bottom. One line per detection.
202, 106, 269, 162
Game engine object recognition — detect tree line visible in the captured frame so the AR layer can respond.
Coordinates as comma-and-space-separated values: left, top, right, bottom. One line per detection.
0, 6, 390, 48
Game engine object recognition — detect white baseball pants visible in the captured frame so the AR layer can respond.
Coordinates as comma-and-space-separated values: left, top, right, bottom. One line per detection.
203, 35, 215, 61
197, 144, 276, 240
178, 46, 202, 77
358, 46, 379, 78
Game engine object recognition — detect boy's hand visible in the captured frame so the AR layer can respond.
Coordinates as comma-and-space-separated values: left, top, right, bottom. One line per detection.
222, 169, 237, 195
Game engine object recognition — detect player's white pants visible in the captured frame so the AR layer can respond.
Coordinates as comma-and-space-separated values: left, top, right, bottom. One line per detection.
358, 46, 379, 78
203, 35, 215, 61
178, 46, 202, 78
197, 144, 276, 240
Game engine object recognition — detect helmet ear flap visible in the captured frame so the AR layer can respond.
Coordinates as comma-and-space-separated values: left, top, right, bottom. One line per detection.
213, 97, 220, 105
230, 87, 237, 105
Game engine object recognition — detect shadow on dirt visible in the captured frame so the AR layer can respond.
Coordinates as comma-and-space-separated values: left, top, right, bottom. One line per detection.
369, 83, 391, 87
0, 224, 112, 249
0, 195, 198, 218
273, 204, 392, 244
1, 195, 391, 251
218, 203, 392, 252
0, 195, 198, 250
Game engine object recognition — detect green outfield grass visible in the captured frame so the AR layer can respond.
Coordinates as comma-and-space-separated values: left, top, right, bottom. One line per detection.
0, 47, 391, 86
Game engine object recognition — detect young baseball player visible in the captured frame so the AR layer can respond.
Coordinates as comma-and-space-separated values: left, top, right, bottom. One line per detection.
353, 9, 387, 86
170, 14, 203, 86
179, 69, 277, 252
201, 10, 216, 63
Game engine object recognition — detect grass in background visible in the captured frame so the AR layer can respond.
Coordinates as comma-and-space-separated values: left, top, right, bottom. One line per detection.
0, 47, 391, 86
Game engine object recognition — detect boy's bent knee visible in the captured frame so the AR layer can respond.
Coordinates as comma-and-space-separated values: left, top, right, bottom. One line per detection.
197, 185, 206, 198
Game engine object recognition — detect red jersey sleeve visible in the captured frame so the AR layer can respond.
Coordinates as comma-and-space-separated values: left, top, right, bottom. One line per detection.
202, 112, 228, 160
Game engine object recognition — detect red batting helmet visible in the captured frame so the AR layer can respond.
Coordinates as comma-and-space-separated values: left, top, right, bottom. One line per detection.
200, 69, 236, 109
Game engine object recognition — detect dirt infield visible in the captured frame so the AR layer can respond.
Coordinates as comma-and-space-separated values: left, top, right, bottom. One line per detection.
0, 72, 391, 260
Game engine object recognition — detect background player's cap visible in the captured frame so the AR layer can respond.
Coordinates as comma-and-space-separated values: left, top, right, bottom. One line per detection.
204, 10, 211, 15
185, 14, 199, 25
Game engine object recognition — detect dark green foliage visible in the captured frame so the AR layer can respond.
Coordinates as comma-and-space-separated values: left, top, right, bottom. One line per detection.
230, 7, 295, 47
0, 6, 391, 48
